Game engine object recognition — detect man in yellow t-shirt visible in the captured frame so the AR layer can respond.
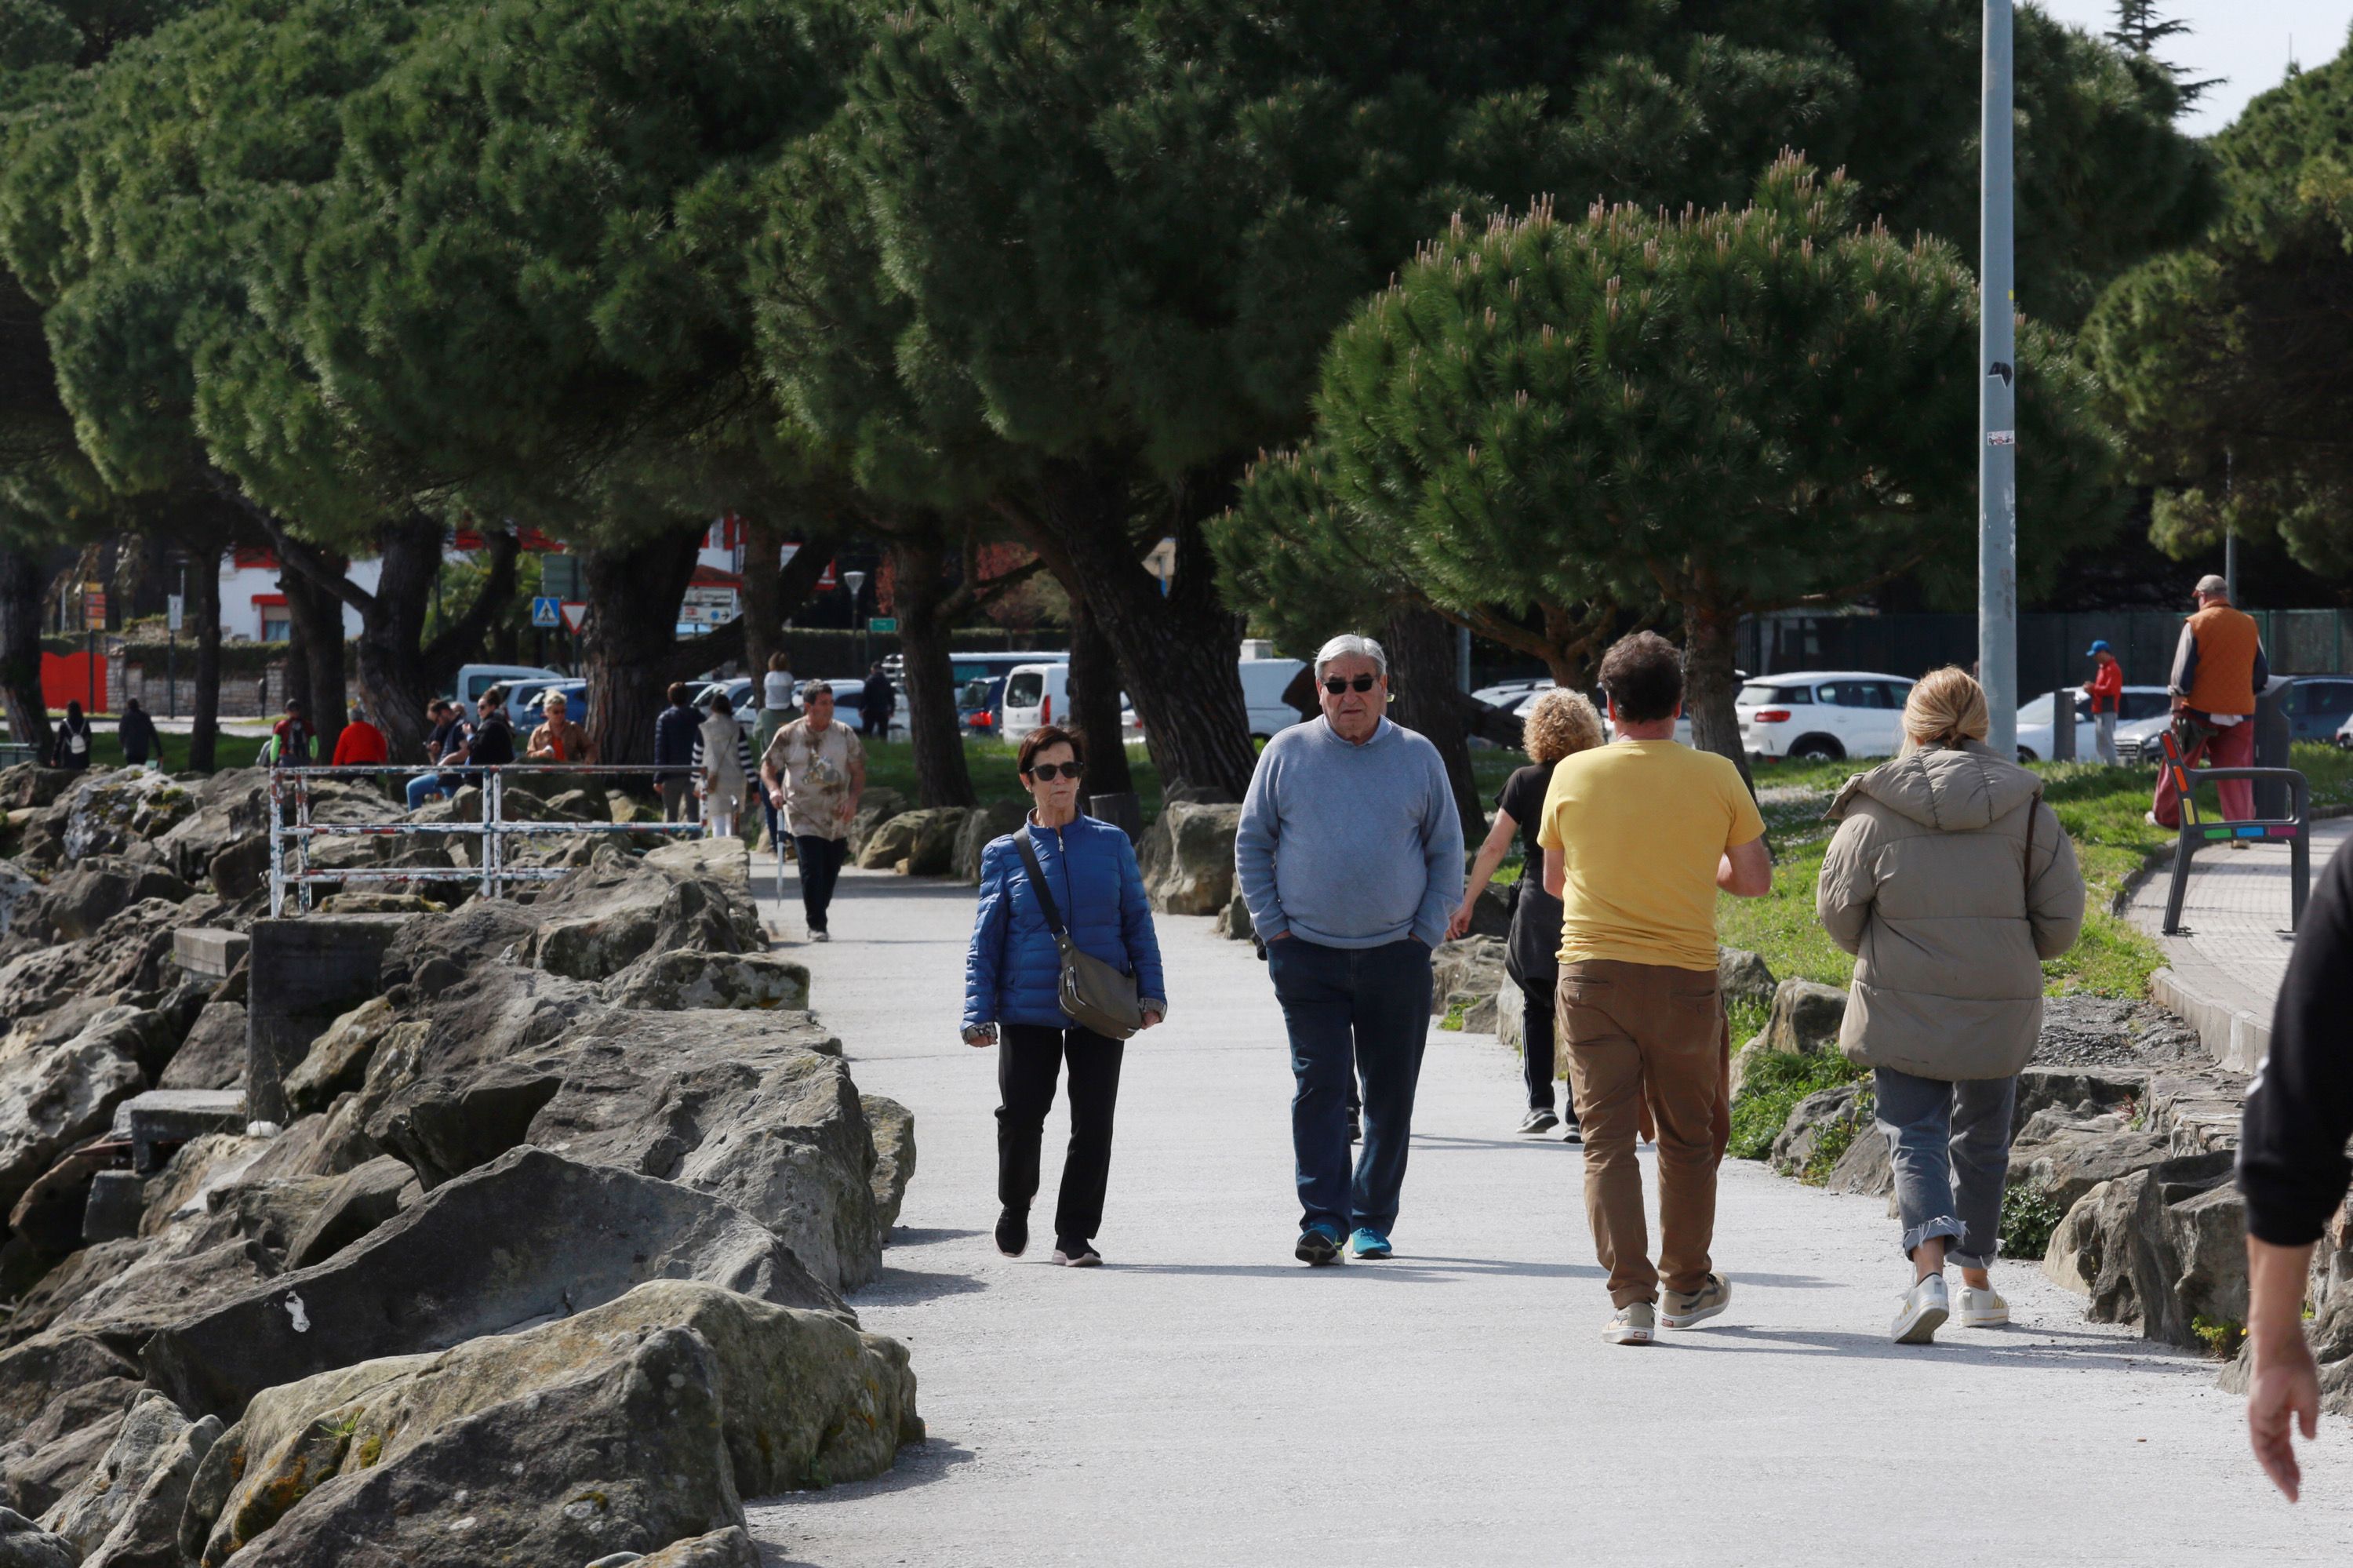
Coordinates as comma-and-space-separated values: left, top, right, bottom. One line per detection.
1538, 631, 1772, 1346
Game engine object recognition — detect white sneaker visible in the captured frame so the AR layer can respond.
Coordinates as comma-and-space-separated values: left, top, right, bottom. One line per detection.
1891, 1275, 1950, 1344
1956, 1284, 2009, 1328
1602, 1301, 1657, 1345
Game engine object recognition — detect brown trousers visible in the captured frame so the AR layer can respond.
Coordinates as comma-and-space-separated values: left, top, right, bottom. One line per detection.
1558, 959, 1731, 1307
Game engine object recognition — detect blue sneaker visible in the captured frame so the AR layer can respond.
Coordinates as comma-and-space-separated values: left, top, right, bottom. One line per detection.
1295, 1221, 1344, 1266
1348, 1228, 1393, 1260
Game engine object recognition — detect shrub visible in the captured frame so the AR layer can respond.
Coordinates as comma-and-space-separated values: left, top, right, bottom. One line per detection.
1727, 1049, 1866, 1162
1999, 1181, 2066, 1261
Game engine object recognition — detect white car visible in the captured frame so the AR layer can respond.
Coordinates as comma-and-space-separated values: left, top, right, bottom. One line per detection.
1737, 671, 1918, 762
1473, 678, 1553, 709
1240, 657, 1309, 742
1000, 662, 1141, 742
2015, 686, 2171, 762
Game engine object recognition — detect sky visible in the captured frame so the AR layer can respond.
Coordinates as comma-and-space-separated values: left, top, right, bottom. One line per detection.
2031, 1, 2353, 134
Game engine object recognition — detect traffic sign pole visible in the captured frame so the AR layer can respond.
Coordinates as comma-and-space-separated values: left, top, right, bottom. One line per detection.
1979, 0, 2018, 758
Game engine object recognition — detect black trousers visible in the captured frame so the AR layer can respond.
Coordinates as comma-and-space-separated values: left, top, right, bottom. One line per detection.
998, 1023, 1126, 1247
794, 834, 848, 932
1520, 968, 1561, 1113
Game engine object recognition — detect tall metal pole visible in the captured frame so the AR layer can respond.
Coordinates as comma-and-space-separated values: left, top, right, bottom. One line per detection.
1978, 0, 2019, 758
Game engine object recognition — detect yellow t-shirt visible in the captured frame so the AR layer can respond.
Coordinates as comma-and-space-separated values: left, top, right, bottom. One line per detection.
1536, 740, 1766, 972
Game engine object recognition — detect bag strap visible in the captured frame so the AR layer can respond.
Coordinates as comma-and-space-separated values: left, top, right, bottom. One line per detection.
2022, 786, 2041, 905
1013, 828, 1069, 939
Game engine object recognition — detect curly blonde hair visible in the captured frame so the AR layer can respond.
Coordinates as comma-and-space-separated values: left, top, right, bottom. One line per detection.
1522, 687, 1606, 764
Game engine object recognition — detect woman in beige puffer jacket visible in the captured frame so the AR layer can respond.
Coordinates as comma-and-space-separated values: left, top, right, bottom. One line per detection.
1816, 668, 2086, 1345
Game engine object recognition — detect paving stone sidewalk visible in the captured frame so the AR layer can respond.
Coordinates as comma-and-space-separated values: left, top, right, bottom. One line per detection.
747, 868, 2353, 1566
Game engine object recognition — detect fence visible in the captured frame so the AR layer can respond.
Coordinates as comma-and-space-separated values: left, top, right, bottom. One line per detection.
264, 764, 701, 917
1739, 609, 2353, 696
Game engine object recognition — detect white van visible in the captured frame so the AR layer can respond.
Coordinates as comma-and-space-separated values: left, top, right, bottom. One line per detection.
1000, 663, 1141, 741
455, 663, 563, 707
1240, 657, 1307, 742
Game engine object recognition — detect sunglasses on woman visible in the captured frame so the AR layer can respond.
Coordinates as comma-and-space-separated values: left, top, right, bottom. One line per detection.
1322, 675, 1379, 694
1027, 762, 1086, 781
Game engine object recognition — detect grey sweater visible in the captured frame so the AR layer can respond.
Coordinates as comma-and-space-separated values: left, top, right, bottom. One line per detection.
1235, 717, 1464, 949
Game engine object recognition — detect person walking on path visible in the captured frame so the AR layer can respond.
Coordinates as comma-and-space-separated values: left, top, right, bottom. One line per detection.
1451, 687, 1607, 1139
2082, 640, 2125, 765
525, 689, 592, 764
1237, 632, 1464, 1267
1539, 631, 1772, 1344
2238, 836, 2353, 1501
331, 700, 387, 767
49, 700, 93, 771
654, 682, 701, 824
755, 654, 798, 847
405, 699, 466, 809
962, 725, 1166, 1267
693, 692, 758, 841
2153, 573, 2268, 828
116, 697, 159, 769
762, 680, 866, 941
859, 661, 896, 740
1817, 668, 2085, 1345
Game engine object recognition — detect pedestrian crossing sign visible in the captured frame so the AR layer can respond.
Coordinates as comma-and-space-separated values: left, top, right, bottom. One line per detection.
531, 595, 562, 628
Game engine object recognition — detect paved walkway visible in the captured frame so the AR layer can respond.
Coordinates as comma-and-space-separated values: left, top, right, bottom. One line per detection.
752, 869, 2353, 1566
2123, 819, 2349, 1070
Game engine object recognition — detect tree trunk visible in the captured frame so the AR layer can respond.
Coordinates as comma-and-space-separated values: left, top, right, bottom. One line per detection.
886, 533, 976, 808
0, 543, 50, 758
583, 527, 704, 768
280, 564, 347, 762
344, 517, 442, 766
1065, 592, 1133, 799
1385, 602, 1482, 838
1684, 600, 1754, 792
741, 514, 786, 690
1023, 461, 1254, 800
188, 547, 222, 773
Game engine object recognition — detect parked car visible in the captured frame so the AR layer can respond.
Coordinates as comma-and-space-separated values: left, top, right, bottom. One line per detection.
1736, 671, 1918, 762
2119, 675, 2353, 763
690, 677, 756, 716
998, 662, 1142, 741
502, 678, 587, 731
1472, 678, 1553, 709
456, 662, 563, 707
960, 675, 1007, 736
2014, 686, 2170, 762
1239, 657, 1309, 742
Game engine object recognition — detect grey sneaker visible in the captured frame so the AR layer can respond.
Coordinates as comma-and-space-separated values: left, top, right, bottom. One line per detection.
1602, 1301, 1657, 1345
1660, 1272, 1732, 1330
1891, 1274, 1951, 1344
1956, 1284, 2009, 1327
1515, 1108, 1560, 1136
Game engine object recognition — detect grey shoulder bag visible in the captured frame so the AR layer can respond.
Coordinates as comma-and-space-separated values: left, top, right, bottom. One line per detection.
1013, 829, 1144, 1040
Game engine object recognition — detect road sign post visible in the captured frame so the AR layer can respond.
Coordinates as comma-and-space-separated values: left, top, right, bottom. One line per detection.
1978, 0, 2018, 757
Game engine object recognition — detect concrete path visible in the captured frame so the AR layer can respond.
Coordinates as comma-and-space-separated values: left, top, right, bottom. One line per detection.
752, 869, 2353, 1566
2124, 818, 2350, 1069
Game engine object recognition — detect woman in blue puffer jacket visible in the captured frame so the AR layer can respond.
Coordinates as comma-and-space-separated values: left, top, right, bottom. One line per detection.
963, 725, 1166, 1267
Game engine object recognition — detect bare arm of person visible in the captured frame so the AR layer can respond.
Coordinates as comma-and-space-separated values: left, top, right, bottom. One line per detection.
1716, 834, 1772, 898
1451, 809, 1519, 939
2246, 1237, 2322, 1501
1542, 843, 1565, 900
840, 748, 867, 823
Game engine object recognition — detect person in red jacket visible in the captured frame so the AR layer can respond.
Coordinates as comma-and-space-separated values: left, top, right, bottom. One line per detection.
330, 700, 389, 768
2081, 640, 2124, 764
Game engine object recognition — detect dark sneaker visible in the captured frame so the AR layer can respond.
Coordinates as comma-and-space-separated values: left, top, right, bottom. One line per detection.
1515, 1108, 1560, 1136
1560, 1118, 1584, 1145
1295, 1222, 1344, 1266
995, 1209, 1028, 1257
1053, 1241, 1102, 1268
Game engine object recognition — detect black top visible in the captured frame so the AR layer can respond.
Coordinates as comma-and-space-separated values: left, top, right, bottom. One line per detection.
118, 707, 158, 760
470, 710, 515, 769
427, 715, 466, 763
653, 701, 700, 774
2238, 839, 2353, 1246
862, 672, 896, 718
50, 715, 92, 770
1496, 762, 1557, 880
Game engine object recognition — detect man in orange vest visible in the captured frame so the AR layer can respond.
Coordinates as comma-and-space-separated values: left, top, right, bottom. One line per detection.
2151, 573, 2268, 828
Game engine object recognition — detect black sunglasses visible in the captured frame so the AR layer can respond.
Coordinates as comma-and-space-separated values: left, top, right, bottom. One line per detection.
1322, 675, 1379, 694
1027, 762, 1085, 781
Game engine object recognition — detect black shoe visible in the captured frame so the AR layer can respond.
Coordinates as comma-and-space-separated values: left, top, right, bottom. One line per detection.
995, 1209, 1028, 1257
1295, 1224, 1344, 1266
1560, 1118, 1584, 1145
1053, 1239, 1102, 1267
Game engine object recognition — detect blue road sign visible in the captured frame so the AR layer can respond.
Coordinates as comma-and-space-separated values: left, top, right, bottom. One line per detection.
531, 595, 562, 629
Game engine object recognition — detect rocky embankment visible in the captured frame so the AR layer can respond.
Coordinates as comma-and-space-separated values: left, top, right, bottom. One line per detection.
0, 762, 922, 1566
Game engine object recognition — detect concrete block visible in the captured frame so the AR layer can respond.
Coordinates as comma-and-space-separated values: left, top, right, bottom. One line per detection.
245, 916, 407, 1123
111, 1090, 249, 1174
83, 1169, 145, 1242
172, 927, 250, 983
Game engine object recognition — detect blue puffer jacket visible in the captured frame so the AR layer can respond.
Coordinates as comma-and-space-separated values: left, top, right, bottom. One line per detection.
964, 814, 1166, 1031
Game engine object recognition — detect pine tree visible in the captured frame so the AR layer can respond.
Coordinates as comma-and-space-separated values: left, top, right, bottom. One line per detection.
2108, 0, 2224, 110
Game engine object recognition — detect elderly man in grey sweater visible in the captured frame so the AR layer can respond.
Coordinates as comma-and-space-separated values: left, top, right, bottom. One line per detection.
1237, 633, 1464, 1265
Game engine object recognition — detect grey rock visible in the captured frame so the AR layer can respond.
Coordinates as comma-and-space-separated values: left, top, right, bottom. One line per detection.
282, 1155, 419, 1270
953, 800, 1027, 884
1822, 1119, 1893, 1196
282, 997, 400, 1116
1763, 979, 1847, 1055
2029, 993, 2206, 1071
1718, 948, 1777, 1010
643, 836, 751, 886
1429, 937, 1507, 1017
855, 807, 968, 874
0, 767, 78, 811
8, 1137, 118, 1256
202, 836, 272, 902
239, 1097, 384, 1184
1441, 989, 1498, 1033
526, 853, 760, 981
2011, 1064, 2148, 1127
0, 861, 38, 941
1497, 972, 1527, 1054
1213, 890, 1255, 941
0, 1006, 154, 1221
845, 788, 909, 860
2006, 1127, 2172, 1217
0, 1377, 142, 1517
1159, 780, 1238, 806
1769, 1084, 1868, 1177
13, 857, 192, 944
1136, 801, 1242, 915
635, 1526, 763, 1566
156, 1002, 248, 1093
63, 771, 197, 863
38, 1389, 205, 1559
0, 1509, 75, 1568
142, 1145, 842, 1420
864, 1094, 916, 1245
602, 949, 812, 1012
114, 1090, 248, 1175
1727, 1037, 1768, 1101
82, 1172, 146, 1243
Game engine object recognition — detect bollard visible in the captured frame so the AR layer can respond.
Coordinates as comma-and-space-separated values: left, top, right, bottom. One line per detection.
2051, 689, 2076, 762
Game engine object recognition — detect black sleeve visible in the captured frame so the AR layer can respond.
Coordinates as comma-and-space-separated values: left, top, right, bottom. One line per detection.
2238, 838, 2353, 1246
1497, 766, 1540, 826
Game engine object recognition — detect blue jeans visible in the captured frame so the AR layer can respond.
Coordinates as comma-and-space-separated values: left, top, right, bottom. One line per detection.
405, 773, 447, 809
1872, 1066, 2017, 1269
1267, 936, 1432, 1237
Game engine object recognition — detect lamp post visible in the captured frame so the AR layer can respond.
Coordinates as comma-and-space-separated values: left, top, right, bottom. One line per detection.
843, 569, 867, 676
1977, 0, 2019, 758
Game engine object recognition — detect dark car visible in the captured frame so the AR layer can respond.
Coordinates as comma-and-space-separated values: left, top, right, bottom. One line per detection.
959, 675, 1006, 736
2280, 675, 2353, 744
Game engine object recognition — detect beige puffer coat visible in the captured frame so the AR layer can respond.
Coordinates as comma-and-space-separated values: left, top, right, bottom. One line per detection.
1816, 740, 2086, 1080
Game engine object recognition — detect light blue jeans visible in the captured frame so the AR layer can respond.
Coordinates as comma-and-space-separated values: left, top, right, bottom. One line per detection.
1872, 1067, 2017, 1269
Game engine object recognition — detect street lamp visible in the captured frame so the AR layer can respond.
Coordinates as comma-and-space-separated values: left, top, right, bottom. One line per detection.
843, 569, 867, 673
1978, 0, 2018, 757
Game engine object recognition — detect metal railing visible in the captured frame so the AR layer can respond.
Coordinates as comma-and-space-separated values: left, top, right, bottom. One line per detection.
2155, 729, 2311, 935
265, 763, 703, 917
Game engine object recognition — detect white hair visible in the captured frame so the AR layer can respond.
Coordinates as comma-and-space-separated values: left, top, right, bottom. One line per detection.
1313, 633, 1387, 681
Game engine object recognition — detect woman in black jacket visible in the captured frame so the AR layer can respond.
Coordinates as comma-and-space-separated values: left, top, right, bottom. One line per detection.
50, 700, 93, 771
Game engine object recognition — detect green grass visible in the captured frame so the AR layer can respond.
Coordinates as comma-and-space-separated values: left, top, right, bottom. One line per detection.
0, 728, 265, 774
1726, 1048, 1867, 1162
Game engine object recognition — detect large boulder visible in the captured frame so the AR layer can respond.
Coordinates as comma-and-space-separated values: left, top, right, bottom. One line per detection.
1762, 978, 1847, 1055
38, 1389, 220, 1566
155, 1002, 248, 1093
0, 1377, 143, 1517
0, 1006, 165, 1221
522, 1009, 880, 1291
183, 1279, 919, 1567
153, 773, 273, 883
1718, 948, 1777, 1011
864, 1094, 915, 1245
645, 836, 752, 886
0, 896, 220, 1046
0, 1510, 73, 1568
1136, 801, 1242, 915
855, 806, 966, 874
281, 1155, 419, 1270
141, 1146, 842, 1421
10, 857, 191, 944
845, 788, 909, 860
1213, 890, 1254, 942
602, 949, 811, 1013
1769, 1083, 1871, 1179
526, 852, 761, 980
282, 996, 401, 1116
2006, 1125, 2173, 1217
0, 861, 39, 941
2046, 1149, 2244, 1348
0, 766, 78, 812
62, 771, 196, 863
1429, 937, 1507, 1017
954, 799, 1028, 883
